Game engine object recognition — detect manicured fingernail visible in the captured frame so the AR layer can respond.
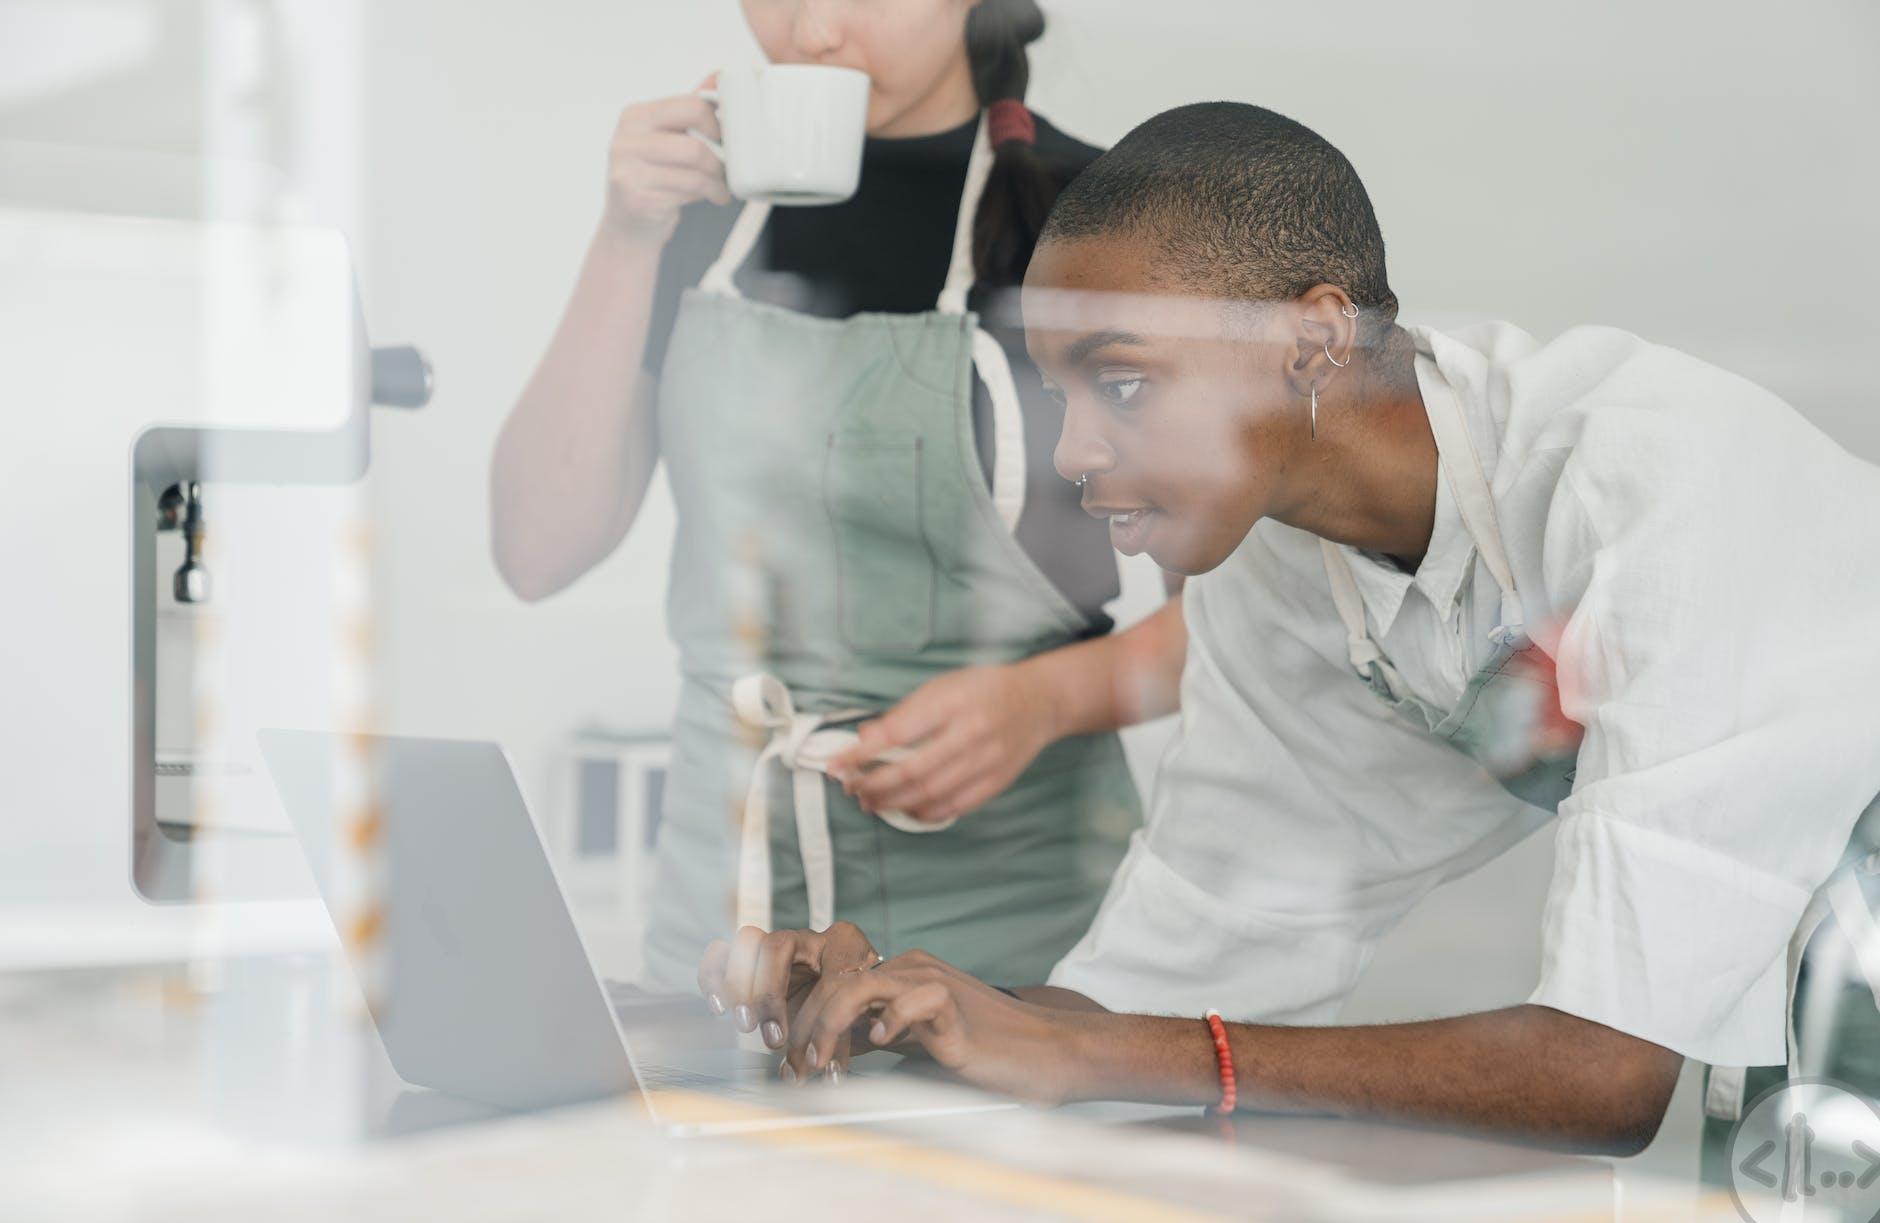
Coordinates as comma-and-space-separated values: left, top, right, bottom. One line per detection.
805, 1042, 820, 1068
735, 1005, 753, 1031
827, 1063, 844, 1086
780, 1062, 797, 1085
762, 1020, 784, 1048
869, 1021, 887, 1044
706, 994, 725, 1015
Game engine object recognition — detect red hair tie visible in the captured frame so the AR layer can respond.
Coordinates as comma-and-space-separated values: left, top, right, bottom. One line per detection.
988, 98, 1036, 148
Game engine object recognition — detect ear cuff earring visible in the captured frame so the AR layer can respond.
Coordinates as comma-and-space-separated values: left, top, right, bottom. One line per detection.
1327, 302, 1359, 366
1311, 304, 1359, 437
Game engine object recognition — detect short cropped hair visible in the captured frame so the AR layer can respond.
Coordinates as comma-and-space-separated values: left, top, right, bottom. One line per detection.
1041, 102, 1398, 329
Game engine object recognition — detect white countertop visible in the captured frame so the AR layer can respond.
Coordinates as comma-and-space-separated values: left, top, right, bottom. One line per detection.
0, 968, 1737, 1223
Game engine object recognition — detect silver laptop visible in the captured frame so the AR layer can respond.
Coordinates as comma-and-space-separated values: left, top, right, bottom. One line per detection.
257, 729, 1016, 1137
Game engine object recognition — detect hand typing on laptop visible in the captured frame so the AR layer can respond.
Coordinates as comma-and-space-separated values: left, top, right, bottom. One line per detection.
697, 923, 1100, 1105
697, 922, 882, 1082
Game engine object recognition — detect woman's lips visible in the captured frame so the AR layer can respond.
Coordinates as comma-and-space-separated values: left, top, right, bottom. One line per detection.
1107, 508, 1158, 555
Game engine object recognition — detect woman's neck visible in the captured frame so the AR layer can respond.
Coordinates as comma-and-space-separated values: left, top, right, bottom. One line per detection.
869, 54, 981, 138
1278, 327, 1440, 569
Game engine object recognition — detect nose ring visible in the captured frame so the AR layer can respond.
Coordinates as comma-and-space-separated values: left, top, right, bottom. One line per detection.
1075, 475, 1089, 488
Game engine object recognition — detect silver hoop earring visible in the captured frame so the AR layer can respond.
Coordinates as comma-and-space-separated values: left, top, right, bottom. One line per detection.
1310, 384, 1319, 439
1324, 340, 1349, 369
1341, 303, 1359, 319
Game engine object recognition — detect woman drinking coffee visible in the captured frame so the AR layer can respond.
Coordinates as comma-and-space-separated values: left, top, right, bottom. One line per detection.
492, 0, 1186, 1004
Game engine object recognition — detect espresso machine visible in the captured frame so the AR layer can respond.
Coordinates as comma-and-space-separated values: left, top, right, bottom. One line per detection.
132, 323, 433, 904
1, 142, 430, 962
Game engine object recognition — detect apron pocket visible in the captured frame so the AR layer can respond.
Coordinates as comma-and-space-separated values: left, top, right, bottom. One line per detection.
824, 429, 937, 655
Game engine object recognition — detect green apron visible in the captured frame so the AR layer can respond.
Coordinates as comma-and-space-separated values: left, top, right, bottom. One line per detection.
640, 115, 1140, 992
1327, 344, 1880, 1173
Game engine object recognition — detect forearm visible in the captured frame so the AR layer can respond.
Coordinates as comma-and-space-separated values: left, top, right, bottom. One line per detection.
1022, 595, 1187, 738
492, 227, 664, 599
1011, 985, 1111, 1013
1065, 1004, 1681, 1155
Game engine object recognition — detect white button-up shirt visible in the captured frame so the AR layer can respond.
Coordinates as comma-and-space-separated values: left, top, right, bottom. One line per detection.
1050, 321, 1880, 1067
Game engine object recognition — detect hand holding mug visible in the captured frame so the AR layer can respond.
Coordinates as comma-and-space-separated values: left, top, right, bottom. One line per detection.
602, 74, 731, 248
696, 64, 871, 207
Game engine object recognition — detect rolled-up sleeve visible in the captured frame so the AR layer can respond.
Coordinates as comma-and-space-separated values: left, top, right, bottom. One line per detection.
1527, 408, 1880, 1066
1531, 807, 1807, 1064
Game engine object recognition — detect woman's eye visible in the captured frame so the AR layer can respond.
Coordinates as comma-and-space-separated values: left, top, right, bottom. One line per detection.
1096, 374, 1144, 407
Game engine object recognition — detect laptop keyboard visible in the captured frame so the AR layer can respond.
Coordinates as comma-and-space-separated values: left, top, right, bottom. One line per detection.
635, 1060, 773, 1100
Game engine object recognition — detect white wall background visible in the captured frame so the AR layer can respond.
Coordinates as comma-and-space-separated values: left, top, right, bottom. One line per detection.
6, 0, 1878, 1173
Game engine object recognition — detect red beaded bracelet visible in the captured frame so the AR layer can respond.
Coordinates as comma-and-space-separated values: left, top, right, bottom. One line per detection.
1204, 1009, 1237, 1115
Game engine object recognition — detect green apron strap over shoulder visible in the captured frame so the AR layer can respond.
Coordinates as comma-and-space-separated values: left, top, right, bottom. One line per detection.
696, 115, 1027, 536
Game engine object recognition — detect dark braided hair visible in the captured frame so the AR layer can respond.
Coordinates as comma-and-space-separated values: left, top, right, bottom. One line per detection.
965, 0, 1063, 288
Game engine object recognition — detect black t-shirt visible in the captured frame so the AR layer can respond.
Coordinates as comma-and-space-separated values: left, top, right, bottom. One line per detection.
643, 113, 1118, 631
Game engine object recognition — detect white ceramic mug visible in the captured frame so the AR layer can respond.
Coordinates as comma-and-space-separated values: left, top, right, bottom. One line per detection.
698, 64, 870, 206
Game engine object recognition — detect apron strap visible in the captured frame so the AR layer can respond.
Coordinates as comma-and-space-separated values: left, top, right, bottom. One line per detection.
706, 116, 993, 310
974, 328, 1027, 532
699, 200, 773, 298
731, 674, 955, 935
1703, 1064, 1750, 1124
693, 115, 1027, 534
936, 115, 995, 317
940, 117, 1027, 531
731, 674, 812, 931
1319, 539, 1411, 698
1420, 369, 1529, 646
1317, 353, 1530, 696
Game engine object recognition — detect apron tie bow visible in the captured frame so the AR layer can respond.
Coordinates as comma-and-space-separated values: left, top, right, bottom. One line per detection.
730, 674, 954, 936
732, 674, 842, 772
